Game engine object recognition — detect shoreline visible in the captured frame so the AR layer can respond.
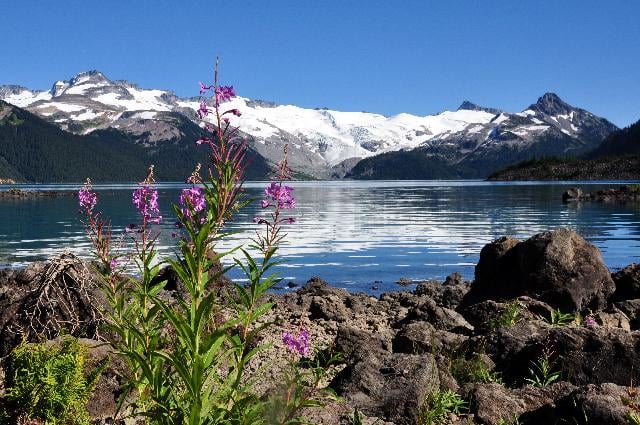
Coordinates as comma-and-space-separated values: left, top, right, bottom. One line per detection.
2, 229, 640, 423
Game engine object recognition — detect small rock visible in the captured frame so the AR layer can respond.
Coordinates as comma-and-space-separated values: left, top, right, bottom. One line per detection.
396, 278, 414, 286
562, 187, 584, 202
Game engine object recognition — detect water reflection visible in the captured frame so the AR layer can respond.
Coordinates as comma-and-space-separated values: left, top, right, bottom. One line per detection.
0, 180, 639, 294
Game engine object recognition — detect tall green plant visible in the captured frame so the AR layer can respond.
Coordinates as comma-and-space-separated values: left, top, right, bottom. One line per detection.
81, 60, 328, 424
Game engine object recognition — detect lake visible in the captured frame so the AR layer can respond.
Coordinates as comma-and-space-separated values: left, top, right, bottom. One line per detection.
1, 180, 639, 294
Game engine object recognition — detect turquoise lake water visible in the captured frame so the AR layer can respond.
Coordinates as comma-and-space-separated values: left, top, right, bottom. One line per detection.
0, 180, 638, 294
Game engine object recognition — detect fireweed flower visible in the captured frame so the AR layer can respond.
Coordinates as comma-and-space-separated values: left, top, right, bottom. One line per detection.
78, 187, 97, 213
179, 187, 206, 218
215, 85, 235, 105
199, 81, 212, 95
197, 100, 210, 118
585, 315, 596, 326
282, 329, 310, 356
265, 182, 296, 209
132, 185, 161, 224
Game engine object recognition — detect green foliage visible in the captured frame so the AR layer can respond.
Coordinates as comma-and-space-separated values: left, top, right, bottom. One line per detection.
488, 300, 523, 330
497, 416, 521, 425
349, 149, 470, 179
1, 337, 108, 425
417, 390, 467, 425
262, 350, 341, 424
450, 354, 502, 385
622, 387, 640, 425
347, 409, 365, 425
541, 308, 576, 327
525, 351, 560, 387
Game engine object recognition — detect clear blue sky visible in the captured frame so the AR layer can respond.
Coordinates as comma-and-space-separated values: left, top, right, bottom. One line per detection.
1, 0, 638, 127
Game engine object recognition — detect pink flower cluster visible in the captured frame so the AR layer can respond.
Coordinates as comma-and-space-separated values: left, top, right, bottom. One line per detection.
78, 187, 97, 213
282, 329, 310, 356
197, 84, 236, 118
132, 185, 161, 224
263, 182, 295, 210
179, 187, 206, 219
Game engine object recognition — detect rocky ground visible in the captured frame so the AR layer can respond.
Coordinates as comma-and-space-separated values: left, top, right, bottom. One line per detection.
2, 229, 640, 424
0, 188, 75, 198
562, 185, 640, 203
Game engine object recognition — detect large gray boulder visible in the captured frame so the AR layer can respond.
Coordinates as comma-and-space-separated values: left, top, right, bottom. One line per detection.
331, 351, 439, 425
466, 229, 615, 312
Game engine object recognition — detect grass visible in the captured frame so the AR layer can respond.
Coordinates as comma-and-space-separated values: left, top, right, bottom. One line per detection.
541, 308, 576, 327
417, 390, 467, 425
488, 300, 523, 330
450, 354, 502, 385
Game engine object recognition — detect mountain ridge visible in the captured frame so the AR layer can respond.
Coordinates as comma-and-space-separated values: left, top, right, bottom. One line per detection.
0, 70, 619, 179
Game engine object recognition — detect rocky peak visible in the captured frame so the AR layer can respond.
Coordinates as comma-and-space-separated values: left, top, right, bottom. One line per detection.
530, 92, 573, 116
0, 85, 29, 97
69, 70, 110, 86
458, 100, 502, 115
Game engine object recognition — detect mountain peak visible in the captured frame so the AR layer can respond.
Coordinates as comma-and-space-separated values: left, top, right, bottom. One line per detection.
457, 100, 501, 115
70, 70, 109, 85
531, 92, 573, 116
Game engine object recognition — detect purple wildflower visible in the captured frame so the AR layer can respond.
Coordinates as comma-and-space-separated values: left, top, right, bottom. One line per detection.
78, 187, 97, 213
216, 85, 235, 105
253, 216, 267, 224
285, 217, 296, 224
199, 81, 212, 94
585, 315, 596, 327
179, 187, 206, 218
197, 99, 209, 118
282, 329, 310, 356
109, 258, 118, 270
260, 199, 270, 209
132, 185, 161, 224
265, 182, 295, 209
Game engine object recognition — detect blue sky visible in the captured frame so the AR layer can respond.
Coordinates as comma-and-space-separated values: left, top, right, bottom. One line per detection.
1, 0, 638, 126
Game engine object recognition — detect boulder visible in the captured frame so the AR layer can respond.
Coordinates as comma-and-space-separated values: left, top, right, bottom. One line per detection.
402, 297, 474, 334
562, 187, 584, 202
332, 352, 439, 425
467, 229, 615, 313
556, 383, 638, 425
465, 382, 576, 424
482, 320, 640, 386
614, 299, 640, 330
392, 321, 468, 355
334, 325, 390, 360
612, 263, 640, 301
415, 277, 469, 310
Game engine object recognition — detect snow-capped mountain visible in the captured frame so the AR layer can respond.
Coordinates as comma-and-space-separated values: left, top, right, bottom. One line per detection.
0, 71, 618, 178
349, 94, 618, 179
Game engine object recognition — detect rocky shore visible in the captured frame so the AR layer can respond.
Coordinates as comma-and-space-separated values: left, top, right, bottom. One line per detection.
0, 188, 75, 198
2, 229, 640, 424
562, 185, 640, 203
